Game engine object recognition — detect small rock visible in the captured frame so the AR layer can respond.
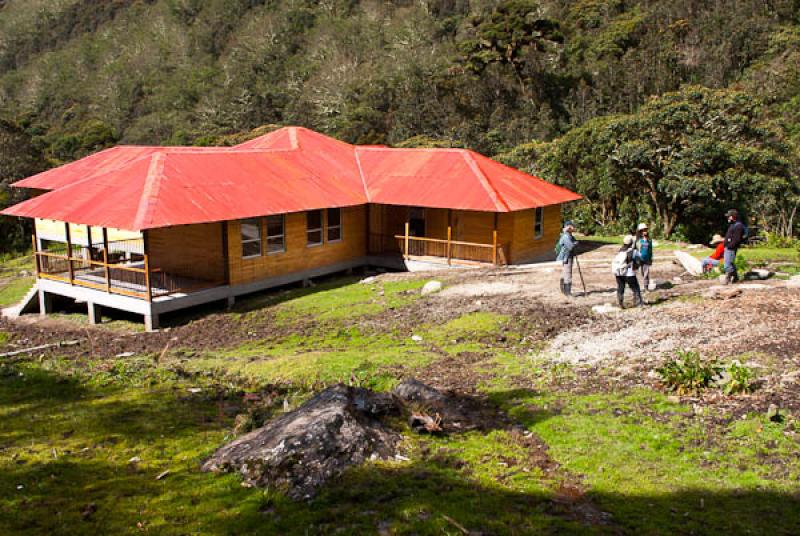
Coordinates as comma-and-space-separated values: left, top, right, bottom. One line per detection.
592, 303, 622, 314
115, 352, 135, 358
128, 456, 141, 464
359, 276, 377, 284
420, 280, 443, 296
703, 286, 742, 300
155, 470, 170, 480
187, 388, 202, 394
745, 269, 772, 280
81, 503, 97, 520
411, 335, 423, 342
785, 275, 800, 288
767, 404, 784, 423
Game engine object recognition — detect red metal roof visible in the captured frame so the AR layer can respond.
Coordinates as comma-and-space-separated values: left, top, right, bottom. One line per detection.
2, 127, 581, 230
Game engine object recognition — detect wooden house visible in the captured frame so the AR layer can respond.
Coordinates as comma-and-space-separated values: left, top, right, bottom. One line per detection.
2, 127, 581, 330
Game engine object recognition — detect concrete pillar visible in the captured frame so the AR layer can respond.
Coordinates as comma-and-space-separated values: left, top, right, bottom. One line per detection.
38, 290, 53, 317
87, 302, 102, 325
144, 313, 159, 332
226, 296, 236, 310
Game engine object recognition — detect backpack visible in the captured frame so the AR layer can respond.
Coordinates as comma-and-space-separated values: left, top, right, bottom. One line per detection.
554, 238, 562, 256
611, 250, 632, 277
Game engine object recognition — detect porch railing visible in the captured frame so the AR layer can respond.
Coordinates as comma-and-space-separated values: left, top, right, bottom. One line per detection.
387, 223, 506, 266
34, 230, 221, 301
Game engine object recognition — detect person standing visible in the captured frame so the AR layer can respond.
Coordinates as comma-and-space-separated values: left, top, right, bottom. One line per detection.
611, 235, 644, 308
723, 209, 745, 284
556, 221, 578, 296
634, 223, 653, 290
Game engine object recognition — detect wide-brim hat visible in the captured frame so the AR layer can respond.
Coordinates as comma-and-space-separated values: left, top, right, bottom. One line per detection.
623, 234, 635, 246
710, 234, 724, 245
636, 223, 648, 232
726, 209, 739, 218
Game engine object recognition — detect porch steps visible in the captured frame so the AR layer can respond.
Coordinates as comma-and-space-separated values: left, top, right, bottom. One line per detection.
1, 282, 39, 319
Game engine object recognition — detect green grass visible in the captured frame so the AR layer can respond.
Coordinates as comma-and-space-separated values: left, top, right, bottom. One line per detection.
175, 329, 439, 391
243, 276, 428, 323
486, 381, 800, 533
2, 270, 799, 534
0, 253, 35, 308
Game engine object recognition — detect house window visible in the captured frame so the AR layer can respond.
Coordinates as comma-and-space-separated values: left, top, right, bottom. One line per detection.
241, 218, 262, 258
307, 210, 323, 247
327, 208, 342, 242
266, 214, 285, 254
533, 207, 544, 239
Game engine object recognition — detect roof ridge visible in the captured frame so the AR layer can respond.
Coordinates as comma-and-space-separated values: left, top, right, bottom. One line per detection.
289, 127, 299, 150
133, 152, 167, 229
461, 151, 509, 212
353, 147, 370, 202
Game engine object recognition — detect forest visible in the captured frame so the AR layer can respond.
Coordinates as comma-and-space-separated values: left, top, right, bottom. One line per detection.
1, 0, 799, 249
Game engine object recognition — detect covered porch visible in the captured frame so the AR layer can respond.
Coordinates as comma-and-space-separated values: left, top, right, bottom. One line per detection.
367, 204, 509, 266
33, 220, 226, 304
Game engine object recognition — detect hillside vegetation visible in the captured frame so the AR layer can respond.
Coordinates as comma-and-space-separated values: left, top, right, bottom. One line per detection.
0, 0, 799, 247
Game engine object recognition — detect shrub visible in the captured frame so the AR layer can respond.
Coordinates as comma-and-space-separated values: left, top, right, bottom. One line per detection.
714, 360, 756, 394
656, 350, 722, 395
656, 351, 757, 395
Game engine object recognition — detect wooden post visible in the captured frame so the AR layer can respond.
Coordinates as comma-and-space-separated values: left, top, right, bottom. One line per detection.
492, 230, 498, 266
404, 221, 410, 260
31, 226, 40, 276
64, 222, 74, 284
102, 227, 111, 293
143, 231, 152, 302
447, 226, 452, 265
492, 213, 499, 266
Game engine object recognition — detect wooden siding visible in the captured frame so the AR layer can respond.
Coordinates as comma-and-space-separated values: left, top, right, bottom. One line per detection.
505, 205, 562, 263
146, 223, 226, 282
227, 206, 367, 285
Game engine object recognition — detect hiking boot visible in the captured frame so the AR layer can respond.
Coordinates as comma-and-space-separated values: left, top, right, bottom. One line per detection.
617, 293, 624, 309
559, 278, 565, 295
564, 283, 572, 297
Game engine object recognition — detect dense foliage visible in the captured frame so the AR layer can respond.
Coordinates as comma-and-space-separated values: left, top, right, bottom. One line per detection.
0, 0, 798, 247
502, 87, 799, 240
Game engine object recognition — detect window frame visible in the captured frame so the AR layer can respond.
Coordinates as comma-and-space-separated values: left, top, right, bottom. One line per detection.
265, 214, 286, 255
240, 218, 263, 259
533, 207, 544, 239
326, 207, 342, 243
306, 209, 323, 248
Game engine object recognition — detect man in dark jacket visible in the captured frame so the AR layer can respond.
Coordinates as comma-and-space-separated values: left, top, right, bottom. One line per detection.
556, 221, 578, 296
723, 209, 745, 284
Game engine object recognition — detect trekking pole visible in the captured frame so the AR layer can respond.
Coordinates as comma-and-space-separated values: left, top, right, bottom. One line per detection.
575, 256, 587, 297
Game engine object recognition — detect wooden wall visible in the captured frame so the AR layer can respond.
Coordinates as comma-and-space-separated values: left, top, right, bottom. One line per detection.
505, 204, 562, 263
368, 203, 562, 264
146, 223, 225, 282
227, 205, 367, 286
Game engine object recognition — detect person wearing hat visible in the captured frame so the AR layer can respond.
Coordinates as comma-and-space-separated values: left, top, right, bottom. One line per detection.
723, 209, 745, 284
634, 223, 653, 290
702, 234, 725, 273
556, 221, 578, 296
611, 234, 644, 308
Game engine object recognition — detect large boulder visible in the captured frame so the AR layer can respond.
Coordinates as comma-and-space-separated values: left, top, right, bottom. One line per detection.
202, 385, 399, 500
